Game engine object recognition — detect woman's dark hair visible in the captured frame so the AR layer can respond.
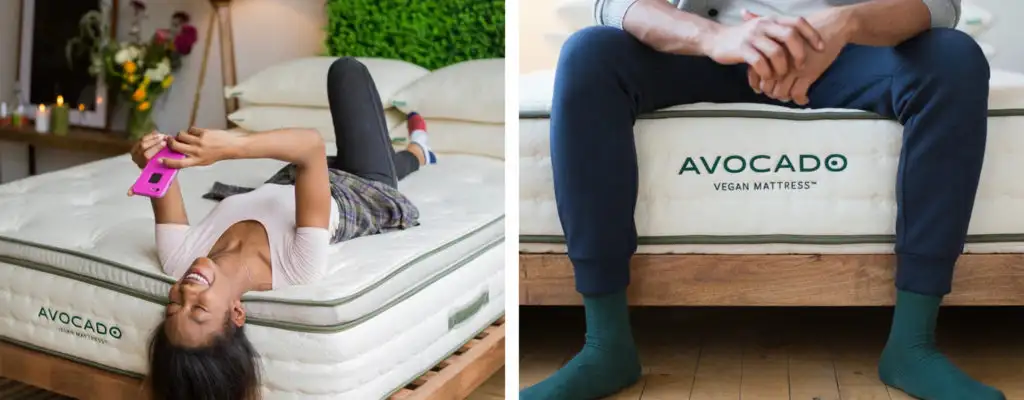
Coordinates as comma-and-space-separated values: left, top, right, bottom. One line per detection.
148, 313, 262, 400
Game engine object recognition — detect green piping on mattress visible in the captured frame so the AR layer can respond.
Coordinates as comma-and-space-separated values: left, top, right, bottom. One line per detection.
0, 215, 502, 308
0, 254, 167, 303
247, 237, 503, 332
0, 237, 502, 333
242, 216, 505, 307
519, 233, 1024, 245
1, 313, 506, 386
0, 235, 176, 284
0, 336, 146, 379
519, 108, 1024, 120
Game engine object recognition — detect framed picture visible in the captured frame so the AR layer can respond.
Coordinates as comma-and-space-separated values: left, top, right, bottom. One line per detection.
18, 0, 119, 129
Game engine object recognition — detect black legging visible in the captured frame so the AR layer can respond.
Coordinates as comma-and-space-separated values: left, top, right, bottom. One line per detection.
326, 57, 419, 189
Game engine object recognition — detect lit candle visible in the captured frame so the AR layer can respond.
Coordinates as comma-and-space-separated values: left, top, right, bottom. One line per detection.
51, 96, 69, 136
35, 104, 50, 134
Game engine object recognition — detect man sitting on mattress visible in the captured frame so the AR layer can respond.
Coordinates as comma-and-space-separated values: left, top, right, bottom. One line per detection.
521, 1, 998, 400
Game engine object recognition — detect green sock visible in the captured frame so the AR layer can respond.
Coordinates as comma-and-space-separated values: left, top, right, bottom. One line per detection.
878, 290, 1005, 400
520, 290, 641, 400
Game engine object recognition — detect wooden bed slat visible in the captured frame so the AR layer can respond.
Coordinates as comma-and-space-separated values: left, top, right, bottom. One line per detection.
520, 253, 1024, 306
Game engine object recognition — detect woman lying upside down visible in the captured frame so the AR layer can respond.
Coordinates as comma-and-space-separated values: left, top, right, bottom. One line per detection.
136, 57, 437, 400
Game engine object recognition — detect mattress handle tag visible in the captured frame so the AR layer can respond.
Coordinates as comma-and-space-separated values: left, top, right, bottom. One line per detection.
447, 291, 489, 330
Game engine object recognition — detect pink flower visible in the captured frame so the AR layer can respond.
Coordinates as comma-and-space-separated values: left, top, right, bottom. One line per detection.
154, 29, 171, 44
174, 25, 198, 55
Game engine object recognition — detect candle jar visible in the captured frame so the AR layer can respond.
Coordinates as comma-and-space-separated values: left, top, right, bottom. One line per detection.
51, 96, 69, 136
35, 105, 50, 134
11, 104, 24, 128
0, 102, 9, 127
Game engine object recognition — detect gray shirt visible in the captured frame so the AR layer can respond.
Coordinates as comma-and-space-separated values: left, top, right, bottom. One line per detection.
594, 0, 960, 30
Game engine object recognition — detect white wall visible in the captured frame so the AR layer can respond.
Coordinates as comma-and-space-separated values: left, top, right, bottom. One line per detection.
969, 0, 1024, 73
520, 0, 563, 75
143, 0, 327, 134
0, 0, 326, 182
0, 0, 21, 106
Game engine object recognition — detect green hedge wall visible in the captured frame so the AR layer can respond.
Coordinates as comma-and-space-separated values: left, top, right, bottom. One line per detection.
325, 0, 505, 70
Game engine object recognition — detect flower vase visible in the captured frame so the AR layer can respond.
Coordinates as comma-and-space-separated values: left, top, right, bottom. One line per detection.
127, 106, 155, 139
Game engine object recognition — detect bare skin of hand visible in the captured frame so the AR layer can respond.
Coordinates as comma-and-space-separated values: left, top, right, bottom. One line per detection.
703, 11, 825, 79
130, 131, 169, 169
748, 9, 852, 105
164, 127, 245, 169
127, 131, 168, 195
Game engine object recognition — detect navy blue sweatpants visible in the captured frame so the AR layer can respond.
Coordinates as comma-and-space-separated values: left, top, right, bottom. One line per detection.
550, 26, 990, 297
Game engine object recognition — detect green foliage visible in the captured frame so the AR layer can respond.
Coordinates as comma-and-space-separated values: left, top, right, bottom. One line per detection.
324, 0, 505, 70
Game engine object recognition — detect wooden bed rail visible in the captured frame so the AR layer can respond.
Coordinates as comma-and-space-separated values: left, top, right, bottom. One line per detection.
520, 253, 1024, 306
0, 340, 148, 399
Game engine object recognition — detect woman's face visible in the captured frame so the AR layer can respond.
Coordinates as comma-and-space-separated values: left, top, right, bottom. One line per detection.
164, 257, 244, 347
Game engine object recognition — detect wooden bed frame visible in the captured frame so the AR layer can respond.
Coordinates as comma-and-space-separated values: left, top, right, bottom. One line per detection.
0, 317, 505, 400
520, 254, 1024, 306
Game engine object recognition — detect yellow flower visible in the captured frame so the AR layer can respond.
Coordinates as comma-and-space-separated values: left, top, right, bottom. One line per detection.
123, 61, 137, 74
126, 74, 136, 83
132, 88, 146, 102
161, 76, 174, 89
137, 101, 151, 111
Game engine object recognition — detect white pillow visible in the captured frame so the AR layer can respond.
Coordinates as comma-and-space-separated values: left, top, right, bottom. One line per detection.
389, 119, 504, 160
957, 2, 993, 38
226, 57, 430, 108
390, 58, 505, 123
228, 106, 407, 142
519, 69, 556, 114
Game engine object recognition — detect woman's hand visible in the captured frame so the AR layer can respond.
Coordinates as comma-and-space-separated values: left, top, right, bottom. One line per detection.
130, 131, 168, 169
164, 127, 244, 169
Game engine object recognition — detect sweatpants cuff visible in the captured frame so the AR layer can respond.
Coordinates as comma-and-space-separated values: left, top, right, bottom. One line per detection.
572, 256, 631, 296
896, 253, 957, 296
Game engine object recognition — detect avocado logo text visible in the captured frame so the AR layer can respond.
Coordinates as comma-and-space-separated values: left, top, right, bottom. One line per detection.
679, 154, 848, 175
38, 306, 122, 340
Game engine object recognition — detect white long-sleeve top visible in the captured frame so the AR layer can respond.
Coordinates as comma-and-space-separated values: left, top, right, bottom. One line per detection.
156, 184, 341, 289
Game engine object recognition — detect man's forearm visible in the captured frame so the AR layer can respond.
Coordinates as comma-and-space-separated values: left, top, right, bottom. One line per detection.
836, 0, 937, 47
150, 178, 188, 225
235, 128, 324, 167
620, 0, 720, 55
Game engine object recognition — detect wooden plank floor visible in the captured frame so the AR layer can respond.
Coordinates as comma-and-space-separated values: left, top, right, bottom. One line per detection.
521, 307, 1024, 399
468, 367, 505, 400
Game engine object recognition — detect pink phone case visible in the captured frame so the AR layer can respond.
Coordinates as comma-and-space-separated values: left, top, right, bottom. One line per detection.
132, 146, 185, 198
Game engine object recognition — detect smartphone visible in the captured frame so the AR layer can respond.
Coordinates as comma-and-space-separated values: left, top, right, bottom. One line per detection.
131, 146, 185, 198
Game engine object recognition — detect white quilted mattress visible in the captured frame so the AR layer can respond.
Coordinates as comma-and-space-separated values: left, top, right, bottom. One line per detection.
520, 68, 1024, 255
0, 151, 505, 399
